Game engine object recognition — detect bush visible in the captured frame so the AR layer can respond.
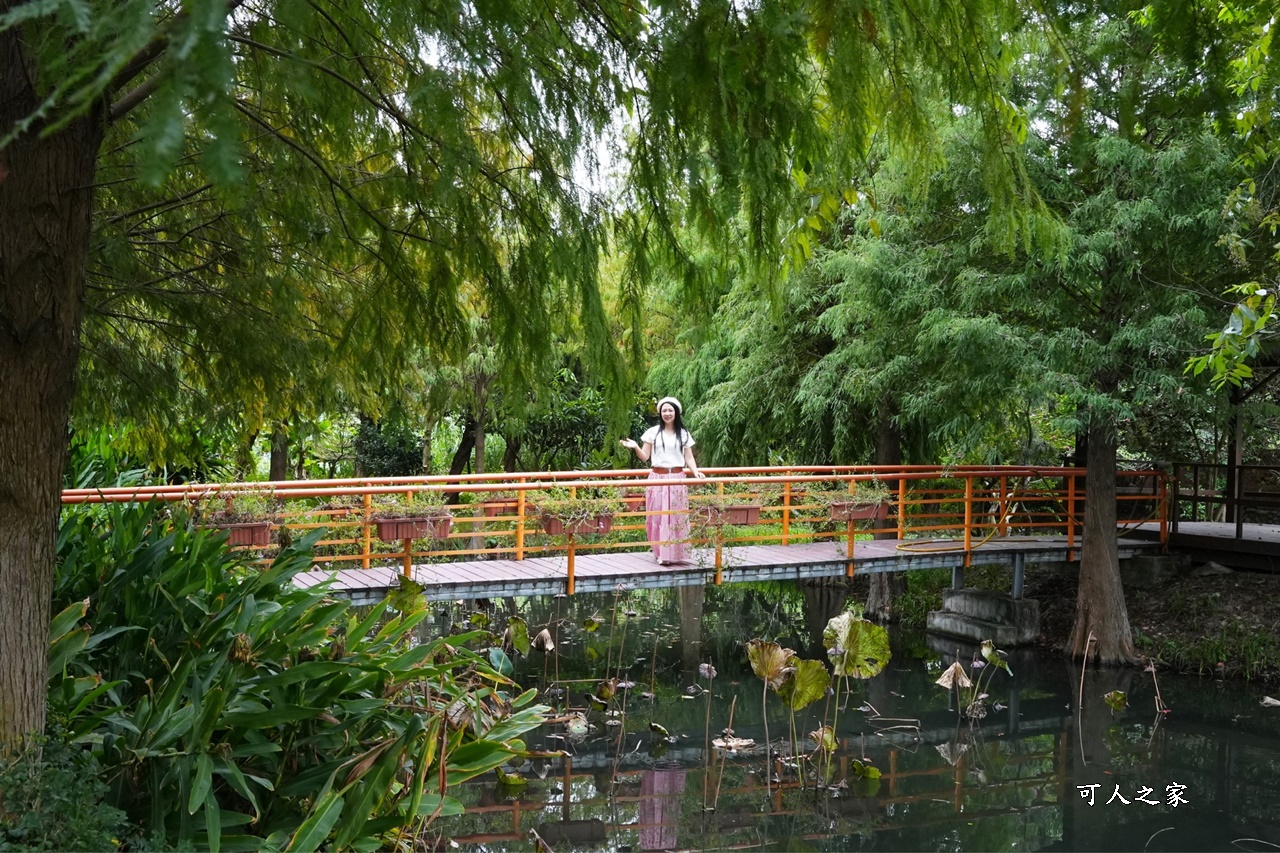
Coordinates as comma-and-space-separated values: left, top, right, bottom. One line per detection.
51, 502, 549, 851
0, 730, 131, 851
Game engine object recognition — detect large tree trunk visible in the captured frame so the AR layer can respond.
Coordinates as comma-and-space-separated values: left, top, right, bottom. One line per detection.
269, 425, 290, 481
0, 45, 104, 748
866, 406, 904, 622
1067, 418, 1138, 664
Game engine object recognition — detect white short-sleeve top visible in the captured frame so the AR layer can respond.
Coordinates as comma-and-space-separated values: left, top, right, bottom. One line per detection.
642, 425, 694, 469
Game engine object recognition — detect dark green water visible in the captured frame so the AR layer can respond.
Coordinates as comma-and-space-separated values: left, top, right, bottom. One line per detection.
425, 582, 1280, 852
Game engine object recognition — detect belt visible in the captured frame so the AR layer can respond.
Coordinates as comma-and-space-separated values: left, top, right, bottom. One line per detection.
651, 466, 684, 474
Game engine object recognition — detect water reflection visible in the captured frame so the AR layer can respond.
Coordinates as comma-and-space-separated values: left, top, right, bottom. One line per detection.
426, 582, 1280, 851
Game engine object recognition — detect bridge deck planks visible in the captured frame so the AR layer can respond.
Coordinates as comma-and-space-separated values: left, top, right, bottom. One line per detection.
294, 534, 1159, 605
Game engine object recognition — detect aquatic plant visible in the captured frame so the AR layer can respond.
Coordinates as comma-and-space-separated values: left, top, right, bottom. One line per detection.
935, 639, 1011, 720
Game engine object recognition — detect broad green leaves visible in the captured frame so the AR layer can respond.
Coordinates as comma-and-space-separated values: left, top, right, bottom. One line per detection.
50, 503, 551, 849
824, 610, 890, 679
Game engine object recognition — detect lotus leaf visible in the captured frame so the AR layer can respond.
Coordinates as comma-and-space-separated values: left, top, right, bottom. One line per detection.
823, 611, 890, 678
777, 656, 830, 711
935, 661, 973, 691
747, 639, 795, 689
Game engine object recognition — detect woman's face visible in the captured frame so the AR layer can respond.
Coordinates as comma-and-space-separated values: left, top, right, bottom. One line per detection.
659, 403, 677, 424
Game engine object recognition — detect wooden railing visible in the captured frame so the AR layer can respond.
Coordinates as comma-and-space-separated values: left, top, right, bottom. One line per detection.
61, 465, 1168, 582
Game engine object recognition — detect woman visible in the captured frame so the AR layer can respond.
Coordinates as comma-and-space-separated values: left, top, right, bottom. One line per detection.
619, 397, 705, 565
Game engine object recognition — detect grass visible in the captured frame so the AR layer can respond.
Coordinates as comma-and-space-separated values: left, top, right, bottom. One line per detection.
1136, 619, 1280, 681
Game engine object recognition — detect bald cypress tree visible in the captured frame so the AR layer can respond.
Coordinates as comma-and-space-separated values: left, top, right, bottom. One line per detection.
1, 0, 1045, 746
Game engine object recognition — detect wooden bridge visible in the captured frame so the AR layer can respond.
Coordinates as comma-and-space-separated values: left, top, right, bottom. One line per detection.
62, 465, 1168, 602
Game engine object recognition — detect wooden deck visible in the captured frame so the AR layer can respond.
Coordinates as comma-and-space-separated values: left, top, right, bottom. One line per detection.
1128, 520, 1280, 571
294, 534, 1160, 605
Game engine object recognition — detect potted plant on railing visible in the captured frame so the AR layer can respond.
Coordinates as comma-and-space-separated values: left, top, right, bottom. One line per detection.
691, 482, 766, 527
823, 479, 894, 522
371, 494, 453, 542
480, 490, 522, 517
200, 490, 276, 547
535, 487, 623, 536
621, 488, 646, 513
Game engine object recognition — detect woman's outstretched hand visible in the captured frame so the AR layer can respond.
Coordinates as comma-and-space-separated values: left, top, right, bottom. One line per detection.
619, 438, 639, 452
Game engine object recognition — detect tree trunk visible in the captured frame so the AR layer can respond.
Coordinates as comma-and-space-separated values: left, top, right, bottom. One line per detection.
474, 407, 486, 476
448, 415, 477, 477
0, 46, 104, 748
1067, 418, 1138, 664
502, 435, 521, 472
421, 416, 437, 474
445, 415, 477, 506
866, 406, 904, 623
269, 425, 290, 482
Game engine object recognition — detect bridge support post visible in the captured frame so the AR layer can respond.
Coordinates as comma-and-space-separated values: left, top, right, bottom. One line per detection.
516, 479, 526, 560
402, 538, 412, 578
845, 519, 856, 578
362, 491, 372, 570
951, 565, 964, 590
566, 533, 576, 595
1012, 552, 1025, 600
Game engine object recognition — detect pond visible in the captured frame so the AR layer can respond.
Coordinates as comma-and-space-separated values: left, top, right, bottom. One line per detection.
421, 582, 1280, 852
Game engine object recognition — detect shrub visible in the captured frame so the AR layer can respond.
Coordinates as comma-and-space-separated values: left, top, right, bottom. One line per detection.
0, 729, 132, 852
51, 502, 549, 851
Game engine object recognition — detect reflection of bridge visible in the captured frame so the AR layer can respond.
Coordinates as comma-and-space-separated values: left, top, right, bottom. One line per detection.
440, 686, 1280, 851
445, 696, 1072, 849
63, 465, 1167, 601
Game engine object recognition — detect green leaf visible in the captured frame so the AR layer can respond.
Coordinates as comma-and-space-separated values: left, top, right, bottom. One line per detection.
404, 794, 464, 818
205, 788, 222, 853
190, 753, 214, 815
777, 657, 829, 711
824, 611, 890, 679
487, 647, 513, 677
506, 616, 530, 656
746, 639, 794, 689
1103, 690, 1128, 712
49, 600, 88, 642
286, 790, 344, 852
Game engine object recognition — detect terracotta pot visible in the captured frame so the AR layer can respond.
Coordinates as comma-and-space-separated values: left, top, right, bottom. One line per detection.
212, 521, 273, 547
375, 514, 453, 542
483, 499, 521, 518
828, 501, 889, 522
623, 493, 646, 512
540, 513, 614, 536
694, 504, 761, 526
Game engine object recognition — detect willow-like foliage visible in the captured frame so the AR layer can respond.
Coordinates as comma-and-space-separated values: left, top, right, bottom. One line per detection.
2, 0, 1053, 459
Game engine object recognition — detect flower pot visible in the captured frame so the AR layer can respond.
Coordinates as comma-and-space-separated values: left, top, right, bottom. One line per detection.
375, 514, 453, 542
212, 521, 273, 547
623, 492, 646, 512
483, 499, 521, 518
693, 504, 761, 526
828, 501, 889, 522
540, 513, 614, 536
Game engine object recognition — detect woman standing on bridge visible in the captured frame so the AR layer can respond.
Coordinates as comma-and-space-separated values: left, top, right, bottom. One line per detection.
619, 397, 705, 565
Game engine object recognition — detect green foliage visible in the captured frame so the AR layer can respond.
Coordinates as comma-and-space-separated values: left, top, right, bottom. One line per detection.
0, 730, 132, 851
51, 502, 549, 850
533, 487, 624, 529
355, 417, 425, 478
824, 610, 891, 679
776, 658, 829, 712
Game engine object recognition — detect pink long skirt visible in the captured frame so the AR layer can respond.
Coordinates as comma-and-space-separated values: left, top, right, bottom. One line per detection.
646, 470, 690, 564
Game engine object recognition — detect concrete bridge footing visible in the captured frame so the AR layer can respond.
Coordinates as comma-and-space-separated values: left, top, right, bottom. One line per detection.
926, 588, 1042, 647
